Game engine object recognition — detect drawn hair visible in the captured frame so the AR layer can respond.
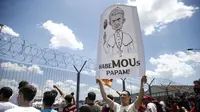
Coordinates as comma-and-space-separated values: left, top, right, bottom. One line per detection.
109, 7, 125, 21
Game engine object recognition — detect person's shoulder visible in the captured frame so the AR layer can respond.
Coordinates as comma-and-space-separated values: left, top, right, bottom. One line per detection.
7, 102, 18, 107
41, 109, 57, 112
80, 104, 89, 109
51, 109, 58, 112
5, 107, 19, 112
94, 104, 101, 109
113, 102, 120, 106
28, 107, 40, 112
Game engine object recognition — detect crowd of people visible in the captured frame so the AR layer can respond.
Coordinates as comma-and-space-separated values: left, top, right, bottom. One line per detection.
0, 76, 199, 112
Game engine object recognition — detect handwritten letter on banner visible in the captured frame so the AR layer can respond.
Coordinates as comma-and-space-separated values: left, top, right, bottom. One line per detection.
96, 4, 145, 79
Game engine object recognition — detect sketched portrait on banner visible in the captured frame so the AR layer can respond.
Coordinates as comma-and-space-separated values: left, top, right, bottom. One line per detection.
103, 7, 136, 57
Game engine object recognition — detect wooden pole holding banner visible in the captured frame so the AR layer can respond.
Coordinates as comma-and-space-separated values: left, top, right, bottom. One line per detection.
74, 61, 87, 112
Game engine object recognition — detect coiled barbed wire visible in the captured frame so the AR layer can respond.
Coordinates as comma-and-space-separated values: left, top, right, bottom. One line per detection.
0, 33, 96, 70
0, 33, 182, 85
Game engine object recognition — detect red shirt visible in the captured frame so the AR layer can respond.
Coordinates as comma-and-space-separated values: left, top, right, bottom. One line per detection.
171, 103, 179, 112
138, 104, 146, 112
63, 104, 77, 112
190, 106, 195, 112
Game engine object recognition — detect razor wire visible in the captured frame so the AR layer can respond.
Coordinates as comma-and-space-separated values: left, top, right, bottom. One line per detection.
0, 33, 96, 71
0, 33, 183, 86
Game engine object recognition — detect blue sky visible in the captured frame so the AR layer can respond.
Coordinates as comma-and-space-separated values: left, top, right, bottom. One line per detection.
0, 0, 200, 100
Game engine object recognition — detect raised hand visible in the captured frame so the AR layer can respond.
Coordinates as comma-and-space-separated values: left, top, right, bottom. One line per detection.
141, 75, 147, 84
53, 85, 58, 89
96, 79, 101, 84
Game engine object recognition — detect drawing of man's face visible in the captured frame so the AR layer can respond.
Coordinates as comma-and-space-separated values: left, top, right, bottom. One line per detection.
109, 7, 125, 30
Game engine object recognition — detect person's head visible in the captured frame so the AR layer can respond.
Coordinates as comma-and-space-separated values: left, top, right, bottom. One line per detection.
80, 105, 92, 112
17, 84, 37, 106
87, 92, 96, 101
143, 95, 152, 105
0, 87, 13, 101
120, 90, 131, 106
84, 97, 88, 104
18, 80, 29, 89
193, 79, 200, 95
43, 90, 58, 107
109, 7, 125, 30
64, 94, 73, 104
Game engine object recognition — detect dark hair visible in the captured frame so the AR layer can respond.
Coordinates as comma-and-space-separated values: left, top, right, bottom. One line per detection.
87, 92, 96, 101
122, 90, 131, 104
0, 87, 13, 99
43, 90, 58, 106
19, 84, 37, 101
18, 81, 29, 89
122, 90, 131, 96
80, 105, 92, 112
65, 94, 73, 103
107, 94, 114, 100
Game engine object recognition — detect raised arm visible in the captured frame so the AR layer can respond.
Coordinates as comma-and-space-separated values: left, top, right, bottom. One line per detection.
71, 92, 76, 105
96, 79, 114, 109
53, 85, 65, 98
134, 76, 146, 109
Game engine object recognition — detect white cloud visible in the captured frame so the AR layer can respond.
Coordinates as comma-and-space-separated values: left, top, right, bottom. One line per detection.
82, 70, 96, 76
115, 79, 145, 93
42, 20, 83, 50
1, 25, 19, 37
64, 80, 77, 86
88, 86, 100, 93
1, 62, 27, 72
1, 62, 44, 75
146, 70, 160, 77
28, 65, 44, 75
126, 85, 140, 92
148, 51, 200, 78
0, 79, 18, 93
127, 0, 199, 35
116, 79, 122, 85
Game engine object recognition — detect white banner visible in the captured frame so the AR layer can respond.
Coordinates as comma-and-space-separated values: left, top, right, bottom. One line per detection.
96, 4, 145, 79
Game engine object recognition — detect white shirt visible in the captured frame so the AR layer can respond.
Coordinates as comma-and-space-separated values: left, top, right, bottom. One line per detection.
145, 103, 157, 112
0, 102, 18, 112
159, 101, 166, 112
5, 107, 40, 112
9, 93, 18, 105
113, 102, 137, 112
56, 97, 66, 112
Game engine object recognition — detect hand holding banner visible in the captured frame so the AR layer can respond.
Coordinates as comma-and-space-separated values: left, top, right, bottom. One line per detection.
101, 79, 113, 87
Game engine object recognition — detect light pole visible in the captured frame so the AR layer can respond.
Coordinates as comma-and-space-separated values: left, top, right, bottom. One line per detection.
121, 78, 126, 91
161, 82, 172, 99
146, 78, 155, 96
